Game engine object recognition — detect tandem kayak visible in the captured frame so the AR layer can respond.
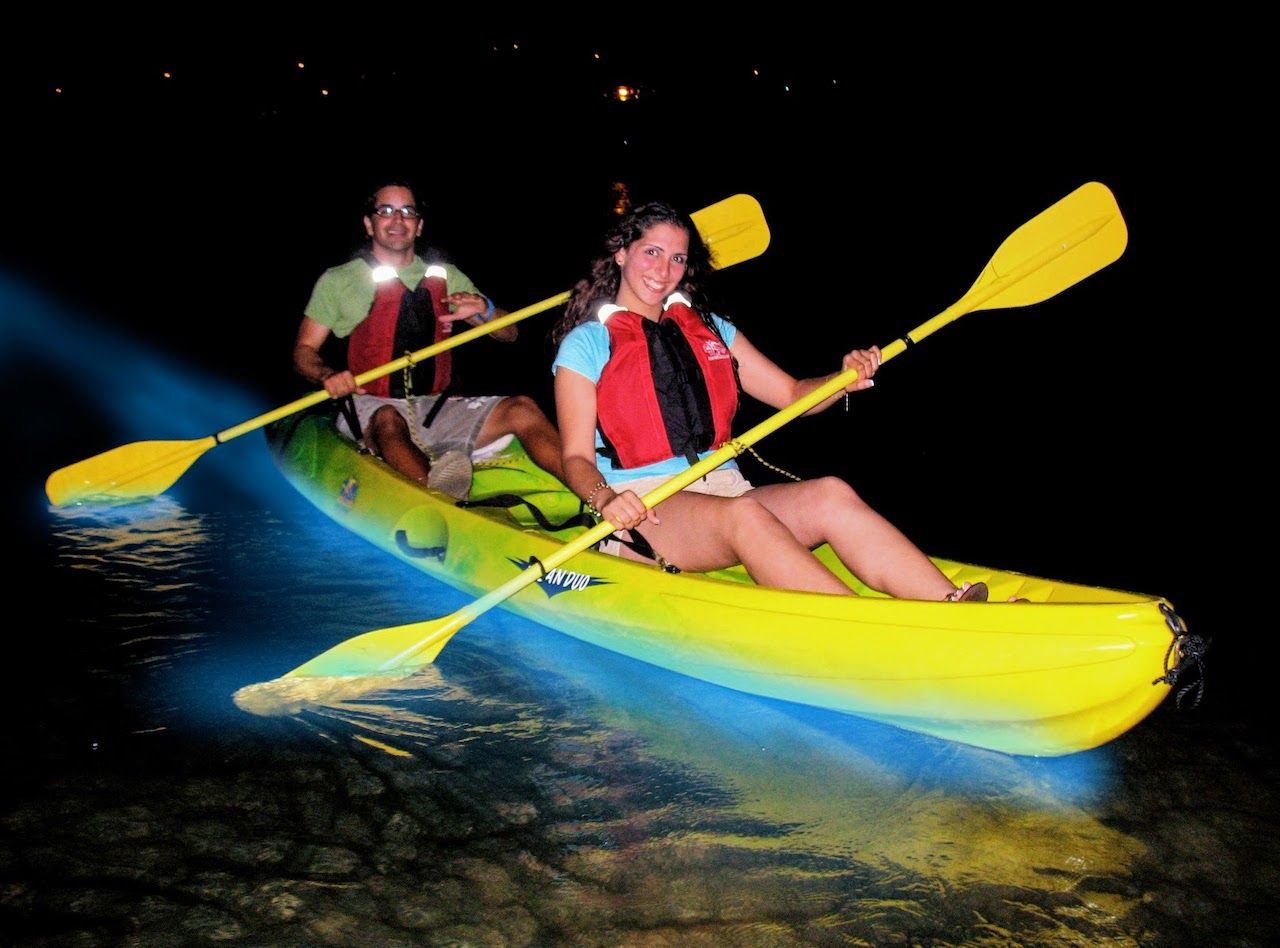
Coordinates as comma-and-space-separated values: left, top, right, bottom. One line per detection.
265, 411, 1201, 757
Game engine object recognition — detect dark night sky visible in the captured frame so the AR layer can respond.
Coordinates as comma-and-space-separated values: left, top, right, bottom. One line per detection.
4, 23, 1265, 690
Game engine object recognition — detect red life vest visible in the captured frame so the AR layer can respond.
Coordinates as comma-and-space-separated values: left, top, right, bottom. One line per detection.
346, 261, 452, 398
596, 298, 739, 468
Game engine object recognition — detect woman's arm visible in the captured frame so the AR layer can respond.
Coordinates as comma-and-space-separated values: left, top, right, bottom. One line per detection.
731, 331, 880, 415
554, 366, 654, 529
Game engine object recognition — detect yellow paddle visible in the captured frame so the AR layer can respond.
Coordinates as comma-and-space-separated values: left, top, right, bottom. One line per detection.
45, 194, 770, 507
282, 181, 1127, 680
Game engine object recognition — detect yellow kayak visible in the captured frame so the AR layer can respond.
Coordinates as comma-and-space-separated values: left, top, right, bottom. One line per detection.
266, 412, 1200, 757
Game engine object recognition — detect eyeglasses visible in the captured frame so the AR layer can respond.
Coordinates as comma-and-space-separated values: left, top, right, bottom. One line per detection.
371, 204, 421, 220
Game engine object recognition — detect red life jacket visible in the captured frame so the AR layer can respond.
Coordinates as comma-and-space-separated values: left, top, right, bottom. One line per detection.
346, 260, 452, 398
596, 297, 739, 468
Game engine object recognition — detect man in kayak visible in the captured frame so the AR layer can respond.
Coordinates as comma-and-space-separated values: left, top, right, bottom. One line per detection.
293, 179, 566, 499
552, 199, 988, 601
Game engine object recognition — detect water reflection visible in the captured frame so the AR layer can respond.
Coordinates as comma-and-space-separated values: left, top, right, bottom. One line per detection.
51, 495, 212, 569
43, 497, 1155, 940
48, 497, 216, 671
266, 612, 1152, 941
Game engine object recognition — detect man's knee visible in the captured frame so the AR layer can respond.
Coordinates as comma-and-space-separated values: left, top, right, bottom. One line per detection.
496, 395, 549, 431
367, 406, 411, 445
369, 405, 407, 432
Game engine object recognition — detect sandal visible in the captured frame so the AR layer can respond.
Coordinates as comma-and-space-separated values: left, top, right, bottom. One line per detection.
945, 581, 989, 603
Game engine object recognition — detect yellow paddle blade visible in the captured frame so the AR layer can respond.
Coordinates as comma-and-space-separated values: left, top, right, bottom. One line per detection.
962, 182, 1127, 310
692, 193, 771, 269
286, 616, 461, 678
45, 437, 216, 506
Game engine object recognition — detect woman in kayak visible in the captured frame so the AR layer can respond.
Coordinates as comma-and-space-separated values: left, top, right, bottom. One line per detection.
551, 200, 986, 602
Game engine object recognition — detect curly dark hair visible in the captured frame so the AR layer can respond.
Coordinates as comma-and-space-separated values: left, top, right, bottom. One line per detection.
550, 200, 725, 347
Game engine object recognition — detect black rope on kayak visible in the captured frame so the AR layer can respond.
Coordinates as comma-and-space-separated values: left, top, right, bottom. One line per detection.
1153, 602, 1209, 710
526, 555, 548, 579
460, 494, 597, 532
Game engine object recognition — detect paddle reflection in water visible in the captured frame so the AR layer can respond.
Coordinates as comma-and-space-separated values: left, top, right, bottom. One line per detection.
47, 497, 217, 680
251, 613, 1152, 943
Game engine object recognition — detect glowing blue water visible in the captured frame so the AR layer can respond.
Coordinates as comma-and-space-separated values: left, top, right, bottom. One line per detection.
6, 270, 1273, 945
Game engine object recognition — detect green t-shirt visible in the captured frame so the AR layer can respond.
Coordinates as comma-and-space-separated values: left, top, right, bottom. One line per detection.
303, 255, 480, 338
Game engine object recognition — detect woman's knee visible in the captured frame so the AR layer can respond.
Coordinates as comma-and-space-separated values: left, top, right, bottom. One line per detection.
791, 475, 864, 510
726, 495, 792, 541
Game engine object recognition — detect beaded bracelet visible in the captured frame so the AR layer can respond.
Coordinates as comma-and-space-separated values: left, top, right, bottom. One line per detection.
477, 295, 495, 322
584, 481, 611, 516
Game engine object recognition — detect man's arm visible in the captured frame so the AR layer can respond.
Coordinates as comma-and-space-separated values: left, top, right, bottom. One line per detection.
293, 316, 362, 397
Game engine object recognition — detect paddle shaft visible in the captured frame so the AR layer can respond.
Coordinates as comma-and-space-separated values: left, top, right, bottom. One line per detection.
216, 292, 569, 442
372, 207, 1113, 672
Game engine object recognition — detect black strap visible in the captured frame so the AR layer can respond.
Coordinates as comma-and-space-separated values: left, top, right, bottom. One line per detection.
612, 527, 681, 574
420, 391, 450, 429
461, 494, 681, 573
337, 395, 365, 444
647, 317, 714, 467
460, 493, 597, 533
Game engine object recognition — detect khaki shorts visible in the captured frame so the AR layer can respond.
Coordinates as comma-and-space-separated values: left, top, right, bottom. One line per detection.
597, 468, 754, 558
337, 393, 505, 459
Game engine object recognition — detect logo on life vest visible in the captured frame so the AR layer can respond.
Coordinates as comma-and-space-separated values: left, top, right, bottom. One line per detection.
508, 558, 611, 598
702, 338, 731, 361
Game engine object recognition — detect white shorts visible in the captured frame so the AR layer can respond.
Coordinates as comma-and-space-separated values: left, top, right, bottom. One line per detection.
596, 467, 754, 558
337, 393, 506, 459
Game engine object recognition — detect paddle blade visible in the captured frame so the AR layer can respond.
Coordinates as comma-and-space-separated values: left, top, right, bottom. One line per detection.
285, 613, 465, 678
45, 437, 216, 506
693, 194, 771, 270
963, 182, 1127, 311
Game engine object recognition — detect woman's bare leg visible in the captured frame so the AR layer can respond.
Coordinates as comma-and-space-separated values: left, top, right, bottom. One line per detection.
619, 490, 856, 595
748, 477, 955, 600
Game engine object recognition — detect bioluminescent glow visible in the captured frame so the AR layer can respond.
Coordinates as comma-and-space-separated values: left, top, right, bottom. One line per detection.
2, 269, 294, 513
11, 266, 1114, 805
